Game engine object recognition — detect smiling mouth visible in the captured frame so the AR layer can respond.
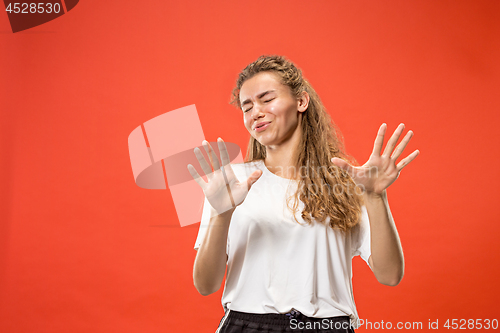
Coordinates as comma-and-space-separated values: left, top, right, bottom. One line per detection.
254, 122, 271, 132
255, 122, 270, 130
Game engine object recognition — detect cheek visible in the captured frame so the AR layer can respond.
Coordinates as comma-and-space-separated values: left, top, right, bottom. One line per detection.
269, 101, 289, 117
243, 115, 251, 129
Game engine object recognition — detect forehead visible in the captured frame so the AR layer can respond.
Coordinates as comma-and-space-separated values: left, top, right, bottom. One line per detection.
239, 72, 285, 99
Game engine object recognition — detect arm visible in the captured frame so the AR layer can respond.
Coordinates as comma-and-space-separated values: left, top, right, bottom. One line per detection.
364, 190, 404, 286
331, 123, 419, 286
188, 138, 262, 295
193, 207, 233, 296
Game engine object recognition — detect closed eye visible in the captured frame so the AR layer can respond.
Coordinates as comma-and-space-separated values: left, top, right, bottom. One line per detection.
243, 98, 274, 113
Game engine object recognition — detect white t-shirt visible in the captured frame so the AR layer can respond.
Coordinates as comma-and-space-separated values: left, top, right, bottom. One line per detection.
194, 160, 371, 325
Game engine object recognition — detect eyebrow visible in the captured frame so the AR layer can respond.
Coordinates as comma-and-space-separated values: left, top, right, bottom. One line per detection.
241, 90, 276, 108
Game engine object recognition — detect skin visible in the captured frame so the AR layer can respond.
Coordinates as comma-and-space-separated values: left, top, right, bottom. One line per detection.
189, 71, 419, 295
331, 123, 420, 285
241, 71, 310, 179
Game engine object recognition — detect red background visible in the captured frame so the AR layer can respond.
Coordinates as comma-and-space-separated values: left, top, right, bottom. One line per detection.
1, 1, 499, 332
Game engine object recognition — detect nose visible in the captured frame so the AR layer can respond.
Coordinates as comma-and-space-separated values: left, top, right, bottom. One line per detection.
251, 104, 265, 120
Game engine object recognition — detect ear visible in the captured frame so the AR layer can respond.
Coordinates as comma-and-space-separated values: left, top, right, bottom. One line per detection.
297, 91, 310, 113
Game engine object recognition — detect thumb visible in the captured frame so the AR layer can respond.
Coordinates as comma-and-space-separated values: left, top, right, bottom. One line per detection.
245, 169, 263, 190
331, 157, 355, 176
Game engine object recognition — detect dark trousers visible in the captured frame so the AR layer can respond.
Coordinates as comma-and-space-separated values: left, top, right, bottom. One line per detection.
217, 309, 355, 333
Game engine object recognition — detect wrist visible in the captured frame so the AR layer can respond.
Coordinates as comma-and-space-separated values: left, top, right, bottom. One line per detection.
363, 189, 387, 202
210, 206, 236, 218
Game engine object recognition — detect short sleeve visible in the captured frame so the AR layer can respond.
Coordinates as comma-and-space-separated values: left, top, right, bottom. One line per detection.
351, 205, 371, 268
193, 196, 230, 256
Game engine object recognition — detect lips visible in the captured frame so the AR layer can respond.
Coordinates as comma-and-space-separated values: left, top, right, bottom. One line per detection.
254, 121, 271, 130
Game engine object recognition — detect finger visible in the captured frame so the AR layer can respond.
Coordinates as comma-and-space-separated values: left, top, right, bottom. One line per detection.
194, 147, 213, 179
217, 138, 238, 180
391, 130, 413, 161
245, 169, 263, 191
382, 123, 404, 158
217, 137, 230, 166
202, 140, 221, 171
220, 166, 236, 208
331, 157, 356, 177
202, 140, 214, 170
187, 164, 207, 189
396, 149, 420, 172
372, 123, 387, 156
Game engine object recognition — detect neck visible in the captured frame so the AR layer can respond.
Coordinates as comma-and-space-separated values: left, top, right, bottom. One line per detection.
263, 123, 303, 180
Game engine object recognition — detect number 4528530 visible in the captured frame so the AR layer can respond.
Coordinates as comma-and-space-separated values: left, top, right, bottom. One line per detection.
443, 319, 498, 330
5, 3, 62, 14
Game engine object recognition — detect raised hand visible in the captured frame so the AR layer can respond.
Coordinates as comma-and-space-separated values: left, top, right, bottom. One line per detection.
187, 138, 263, 214
331, 123, 419, 196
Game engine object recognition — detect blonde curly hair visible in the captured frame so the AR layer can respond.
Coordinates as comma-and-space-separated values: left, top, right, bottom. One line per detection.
230, 55, 364, 232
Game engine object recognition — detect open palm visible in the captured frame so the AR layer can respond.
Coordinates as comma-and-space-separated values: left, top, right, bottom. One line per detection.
187, 138, 262, 214
331, 123, 419, 195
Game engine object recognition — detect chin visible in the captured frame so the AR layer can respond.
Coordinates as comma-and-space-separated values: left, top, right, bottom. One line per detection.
256, 140, 274, 148
252, 134, 276, 147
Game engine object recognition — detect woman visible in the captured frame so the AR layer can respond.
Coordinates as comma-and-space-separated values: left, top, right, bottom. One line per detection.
188, 55, 419, 333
